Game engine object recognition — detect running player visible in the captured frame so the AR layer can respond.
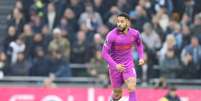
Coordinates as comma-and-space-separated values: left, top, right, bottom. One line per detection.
101, 13, 144, 101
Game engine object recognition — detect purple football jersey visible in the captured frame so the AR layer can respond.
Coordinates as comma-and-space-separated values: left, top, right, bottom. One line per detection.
102, 27, 144, 70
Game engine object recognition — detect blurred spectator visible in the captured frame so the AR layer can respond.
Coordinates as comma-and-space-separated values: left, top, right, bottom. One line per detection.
41, 25, 52, 47
9, 35, 26, 64
79, 3, 103, 31
48, 28, 70, 62
48, 50, 71, 77
181, 24, 191, 49
15, 0, 23, 11
181, 36, 201, 78
61, 8, 78, 39
21, 0, 34, 22
116, 0, 131, 13
184, 0, 194, 21
70, 31, 89, 63
104, 6, 121, 29
180, 13, 192, 26
30, 15, 44, 33
8, 52, 30, 76
165, 19, 177, 38
3, 26, 17, 53
97, 24, 109, 37
22, 24, 34, 57
159, 48, 180, 78
22, 24, 33, 37
8, 8, 25, 34
138, 0, 153, 18
68, 0, 85, 19
193, 0, 201, 17
191, 13, 201, 42
44, 3, 59, 31
30, 0, 45, 17
88, 33, 104, 59
142, 22, 161, 51
93, 0, 106, 17
91, 33, 104, 51
41, 25, 51, 35
155, 76, 168, 89
172, 0, 185, 20
29, 33, 47, 60
152, 15, 164, 41
142, 22, 161, 66
159, 87, 181, 101
0, 51, 8, 77
64, 8, 78, 33
155, 7, 169, 33
171, 23, 183, 51
29, 47, 49, 76
129, 5, 149, 32
154, 0, 173, 16
78, 21, 96, 43
43, 73, 57, 88
79, 21, 90, 33
88, 50, 108, 87
159, 34, 176, 62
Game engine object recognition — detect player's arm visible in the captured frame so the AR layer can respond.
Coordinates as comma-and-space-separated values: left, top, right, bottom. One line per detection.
101, 34, 117, 69
135, 31, 145, 65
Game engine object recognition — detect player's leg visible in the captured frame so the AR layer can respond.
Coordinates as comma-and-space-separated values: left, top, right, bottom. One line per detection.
110, 88, 122, 101
123, 68, 137, 101
109, 69, 124, 101
125, 77, 137, 101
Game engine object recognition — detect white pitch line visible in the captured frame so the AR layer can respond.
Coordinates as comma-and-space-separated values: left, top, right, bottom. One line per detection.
88, 88, 94, 101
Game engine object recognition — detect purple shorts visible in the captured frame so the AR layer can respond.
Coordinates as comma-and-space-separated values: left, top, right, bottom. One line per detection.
109, 67, 136, 88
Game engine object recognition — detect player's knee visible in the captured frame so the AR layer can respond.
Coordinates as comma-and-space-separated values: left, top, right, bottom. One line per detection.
127, 84, 136, 92
126, 78, 136, 92
113, 89, 122, 98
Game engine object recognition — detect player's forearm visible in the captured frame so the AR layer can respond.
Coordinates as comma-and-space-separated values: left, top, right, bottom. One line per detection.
101, 46, 117, 68
137, 43, 144, 60
135, 32, 144, 60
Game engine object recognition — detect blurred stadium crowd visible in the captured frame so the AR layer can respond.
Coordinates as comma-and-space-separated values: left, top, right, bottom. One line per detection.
0, 0, 200, 84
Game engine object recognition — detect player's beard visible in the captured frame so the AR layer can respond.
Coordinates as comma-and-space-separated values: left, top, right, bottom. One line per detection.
117, 25, 127, 32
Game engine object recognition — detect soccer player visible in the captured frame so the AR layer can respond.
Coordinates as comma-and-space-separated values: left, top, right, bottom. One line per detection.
101, 13, 144, 101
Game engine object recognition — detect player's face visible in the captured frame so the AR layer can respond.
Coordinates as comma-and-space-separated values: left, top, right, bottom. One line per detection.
116, 16, 129, 32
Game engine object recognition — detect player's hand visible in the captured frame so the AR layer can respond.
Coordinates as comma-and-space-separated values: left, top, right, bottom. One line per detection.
139, 59, 145, 66
116, 64, 125, 72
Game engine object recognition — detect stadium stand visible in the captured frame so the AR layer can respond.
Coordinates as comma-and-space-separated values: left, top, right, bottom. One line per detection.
0, 0, 201, 88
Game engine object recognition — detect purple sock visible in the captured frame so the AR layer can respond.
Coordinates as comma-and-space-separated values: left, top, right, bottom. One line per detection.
129, 91, 137, 101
